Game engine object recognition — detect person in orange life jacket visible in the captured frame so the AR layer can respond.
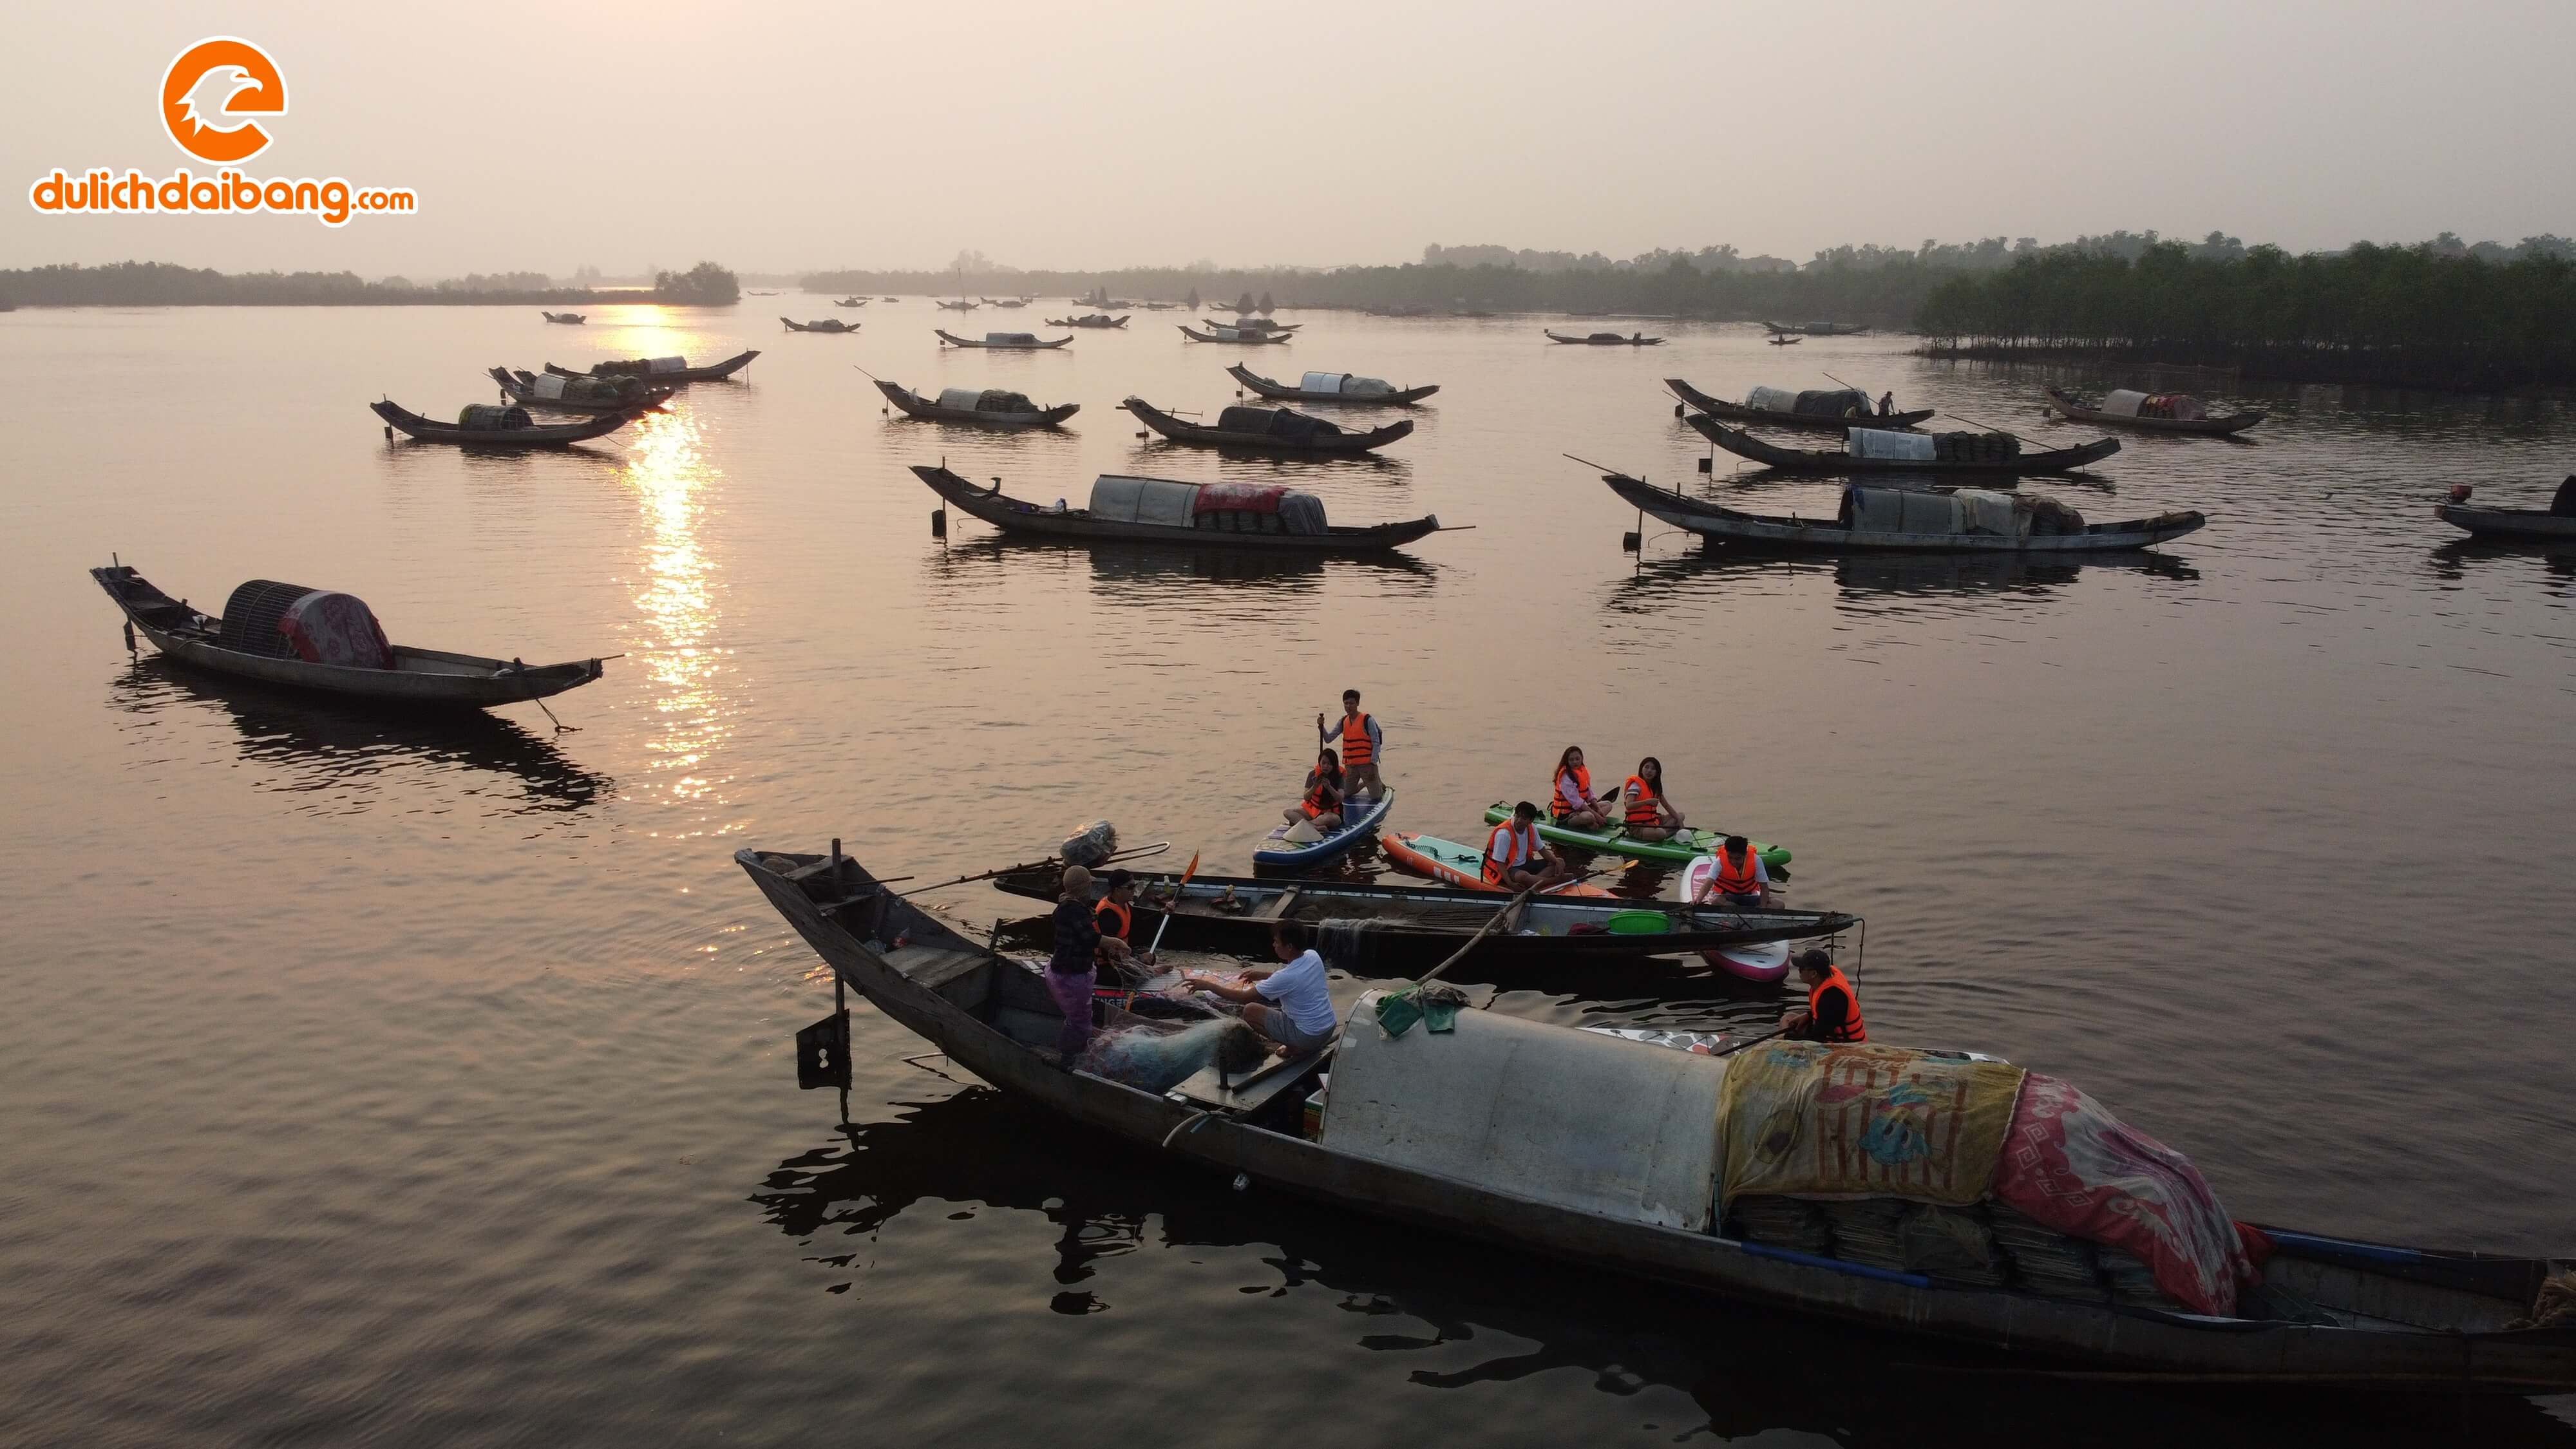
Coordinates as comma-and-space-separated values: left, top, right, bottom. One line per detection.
1318, 689, 1383, 804
1549, 745, 1611, 829
1779, 949, 1866, 1043
1281, 746, 1345, 831
1618, 755, 1685, 842
1181, 920, 1340, 1059
1093, 869, 1153, 970
1694, 835, 1772, 909
1482, 800, 1571, 891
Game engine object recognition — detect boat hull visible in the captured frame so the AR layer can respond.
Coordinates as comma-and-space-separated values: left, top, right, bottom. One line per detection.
2045, 390, 2266, 435
1668, 378, 1934, 432
1122, 397, 1412, 456
541, 348, 759, 384
913, 466, 1442, 554
2438, 504, 2576, 540
1603, 471, 2206, 554
370, 399, 632, 448
876, 381, 1077, 430
1227, 366, 1437, 406
1690, 415, 2121, 476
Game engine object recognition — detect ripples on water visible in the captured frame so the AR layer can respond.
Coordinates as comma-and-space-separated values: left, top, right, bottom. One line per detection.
0, 307, 2569, 1444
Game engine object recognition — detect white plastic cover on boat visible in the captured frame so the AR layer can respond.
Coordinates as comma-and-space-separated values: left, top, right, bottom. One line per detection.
2099, 389, 2147, 417
645, 356, 687, 374
1301, 371, 1349, 393
936, 388, 983, 411
532, 374, 568, 399
1745, 385, 1800, 413
1088, 475, 1200, 527
987, 332, 1039, 345
1320, 990, 1725, 1231
1952, 488, 2023, 537
1847, 486, 1964, 535
1846, 428, 1937, 461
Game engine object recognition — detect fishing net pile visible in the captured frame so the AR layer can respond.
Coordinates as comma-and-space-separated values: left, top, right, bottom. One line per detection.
1217, 405, 1345, 440
589, 355, 689, 377
1716, 1042, 2256, 1314
1076, 1016, 1267, 1093
544, 373, 646, 404
457, 404, 533, 430
1930, 431, 2021, 462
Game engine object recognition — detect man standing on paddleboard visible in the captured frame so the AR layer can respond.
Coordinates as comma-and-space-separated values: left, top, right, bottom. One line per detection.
1319, 689, 1383, 804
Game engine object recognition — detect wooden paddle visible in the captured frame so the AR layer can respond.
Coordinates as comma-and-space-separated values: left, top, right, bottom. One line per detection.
1416, 877, 1544, 988
1713, 1025, 1792, 1057
1144, 851, 1201, 961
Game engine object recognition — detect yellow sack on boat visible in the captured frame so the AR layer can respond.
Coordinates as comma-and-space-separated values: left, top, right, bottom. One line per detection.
1719, 1042, 2025, 1208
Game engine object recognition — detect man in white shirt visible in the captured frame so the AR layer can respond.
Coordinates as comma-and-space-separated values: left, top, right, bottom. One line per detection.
1180, 922, 1340, 1057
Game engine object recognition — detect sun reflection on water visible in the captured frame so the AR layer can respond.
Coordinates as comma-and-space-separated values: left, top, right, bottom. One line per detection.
621, 408, 731, 826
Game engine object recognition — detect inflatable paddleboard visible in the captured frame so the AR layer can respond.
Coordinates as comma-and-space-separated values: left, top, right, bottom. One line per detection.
1484, 801, 1788, 871
1678, 854, 1793, 983
1254, 788, 1394, 868
1378, 831, 1611, 896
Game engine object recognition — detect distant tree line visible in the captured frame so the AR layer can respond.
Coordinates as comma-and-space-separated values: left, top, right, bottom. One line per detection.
1915, 239, 2576, 390
0, 259, 744, 307
653, 261, 739, 305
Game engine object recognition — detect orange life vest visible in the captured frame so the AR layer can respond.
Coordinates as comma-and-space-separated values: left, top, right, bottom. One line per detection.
1623, 774, 1662, 829
1302, 766, 1340, 819
1481, 820, 1541, 886
1340, 712, 1376, 768
1551, 764, 1593, 820
1095, 898, 1133, 943
1709, 846, 1762, 898
1807, 966, 1866, 1043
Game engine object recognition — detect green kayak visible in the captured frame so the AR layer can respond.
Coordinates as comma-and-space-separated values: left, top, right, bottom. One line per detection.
1482, 801, 1789, 871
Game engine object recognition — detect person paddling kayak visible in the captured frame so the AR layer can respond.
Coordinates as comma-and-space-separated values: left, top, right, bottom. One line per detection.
1550, 746, 1611, 830
1281, 746, 1345, 832
1318, 689, 1383, 804
1618, 756, 1685, 843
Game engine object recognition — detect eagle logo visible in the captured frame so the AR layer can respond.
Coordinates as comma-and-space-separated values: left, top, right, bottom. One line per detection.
161, 38, 287, 164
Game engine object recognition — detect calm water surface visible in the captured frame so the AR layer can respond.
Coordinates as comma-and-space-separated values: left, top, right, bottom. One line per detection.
1, 305, 2570, 1446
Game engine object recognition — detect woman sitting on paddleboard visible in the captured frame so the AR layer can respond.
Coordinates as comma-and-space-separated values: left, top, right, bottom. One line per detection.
1619, 756, 1686, 842
1550, 746, 1611, 830
1282, 747, 1345, 832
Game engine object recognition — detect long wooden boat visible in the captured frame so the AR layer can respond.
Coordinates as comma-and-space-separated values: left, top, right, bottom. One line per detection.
1548, 330, 1663, 345
543, 349, 759, 384
92, 563, 604, 708
539, 311, 584, 325
980, 297, 1030, 308
1180, 324, 1291, 344
1768, 336, 1801, 346
2045, 388, 2266, 436
487, 368, 673, 416
1690, 415, 2120, 476
1045, 314, 1130, 328
1204, 317, 1301, 333
912, 465, 1444, 554
782, 316, 860, 333
1764, 320, 1867, 336
1121, 397, 1412, 456
833, 297, 867, 307
987, 860, 1853, 967
875, 379, 1077, 430
1668, 377, 1934, 432
936, 329, 1073, 350
1228, 365, 1437, 406
936, 299, 980, 312
740, 843, 2576, 1393
370, 399, 634, 447
1601, 471, 2205, 553
2436, 503, 2576, 540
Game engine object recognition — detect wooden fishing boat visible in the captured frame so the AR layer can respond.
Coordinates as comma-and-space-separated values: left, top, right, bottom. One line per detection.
543, 349, 759, 384
912, 465, 1446, 554
782, 316, 860, 333
1547, 330, 1663, 345
539, 310, 584, 325
875, 379, 1079, 429
1669, 378, 1934, 432
2045, 387, 2265, 436
1180, 324, 1291, 344
1764, 320, 1866, 336
487, 367, 673, 416
980, 297, 1030, 308
742, 843, 2576, 1393
988, 858, 1853, 967
1045, 314, 1130, 328
936, 329, 1074, 350
370, 399, 635, 447
1228, 365, 1438, 406
833, 296, 868, 307
1600, 470, 2205, 553
936, 299, 981, 312
1121, 397, 1412, 456
2436, 503, 2576, 540
1690, 416, 2120, 476
1204, 317, 1300, 333
92, 563, 604, 709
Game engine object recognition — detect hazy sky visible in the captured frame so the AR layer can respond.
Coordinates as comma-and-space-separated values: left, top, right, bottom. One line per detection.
7, 0, 2571, 278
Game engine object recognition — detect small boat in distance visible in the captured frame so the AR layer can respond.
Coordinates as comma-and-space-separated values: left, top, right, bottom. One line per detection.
2435, 482, 2576, 540
543, 350, 759, 384
782, 316, 860, 333
935, 329, 1073, 350
981, 296, 1030, 308
2044, 388, 2266, 436
874, 379, 1079, 430
1669, 378, 1935, 432
1122, 397, 1412, 456
1180, 323, 1291, 344
1596, 470, 2204, 553
371, 399, 637, 448
911, 465, 1447, 554
488, 367, 672, 415
540, 310, 584, 325
1205, 317, 1300, 334
1229, 365, 1438, 406
1547, 330, 1663, 345
91, 562, 605, 709
1768, 336, 1801, 346
936, 299, 981, 312
833, 296, 868, 308
1690, 416, 2119, 476
1045, 314, 1131, 328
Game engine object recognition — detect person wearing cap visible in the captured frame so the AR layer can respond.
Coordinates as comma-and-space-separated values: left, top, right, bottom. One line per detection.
1693, 835, 1773, 909
1045, 866, 1106, 1059
1094, 869, 1155, 969
1482, 799, 1570, 891
1779, 949, 1866, 1043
